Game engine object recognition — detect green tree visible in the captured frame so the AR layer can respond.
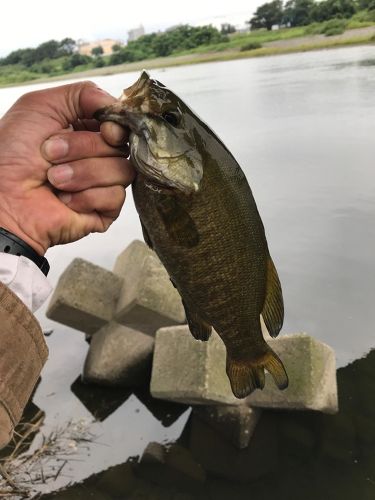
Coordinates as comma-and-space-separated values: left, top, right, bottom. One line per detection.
111, 43, 122, 52
91, 45, 104, 57
58, 38, 76, 56
283, 0, 315, 26
249, 0, 284, 30
34, 40, 60, 60
311, 0, 357, 21
358, 0, 375, 8
62, 53, 91, 70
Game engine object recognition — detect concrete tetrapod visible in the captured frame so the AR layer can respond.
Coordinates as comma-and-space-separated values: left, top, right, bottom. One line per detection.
150, 325, 240, 405
246, 333, 338, 414
46, 258, 122, 335
113, 240, 185, 335
83, 322, 154, 387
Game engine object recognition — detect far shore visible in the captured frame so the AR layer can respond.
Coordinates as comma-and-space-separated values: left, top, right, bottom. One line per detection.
2, 25, 375, 89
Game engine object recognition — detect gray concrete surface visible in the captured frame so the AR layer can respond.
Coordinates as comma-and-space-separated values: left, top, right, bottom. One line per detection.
246, 333, 338, 414
46, 258, 122, 335
83, 322, 154, 387
113, 240, 185, 335
150, 325, 240, 405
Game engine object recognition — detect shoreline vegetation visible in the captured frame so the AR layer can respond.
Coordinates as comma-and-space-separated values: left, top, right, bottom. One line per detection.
1, 17, 375, 88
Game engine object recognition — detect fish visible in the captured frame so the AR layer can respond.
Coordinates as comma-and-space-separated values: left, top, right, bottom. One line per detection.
94, 71, 288, 398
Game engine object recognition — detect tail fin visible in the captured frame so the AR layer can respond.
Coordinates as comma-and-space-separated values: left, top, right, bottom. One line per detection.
226, 346, 288, 399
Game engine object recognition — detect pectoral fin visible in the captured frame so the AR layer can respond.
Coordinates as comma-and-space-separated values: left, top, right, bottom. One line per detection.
157, 195, 199, 248
183, 299, 212, 341
261, 255, 284, 338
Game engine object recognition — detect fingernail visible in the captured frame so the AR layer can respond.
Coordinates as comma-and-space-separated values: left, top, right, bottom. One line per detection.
48, 164, 73, 185
58, 193, 72, 205
43, 138, 69, 161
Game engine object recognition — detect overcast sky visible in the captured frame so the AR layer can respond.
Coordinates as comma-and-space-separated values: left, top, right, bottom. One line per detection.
0, 0, 265, 57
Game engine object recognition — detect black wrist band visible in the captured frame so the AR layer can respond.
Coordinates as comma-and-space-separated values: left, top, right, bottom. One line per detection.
0, 227, 50, 276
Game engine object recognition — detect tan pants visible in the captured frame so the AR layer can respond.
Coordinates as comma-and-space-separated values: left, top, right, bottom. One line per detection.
0, 282, 48, 448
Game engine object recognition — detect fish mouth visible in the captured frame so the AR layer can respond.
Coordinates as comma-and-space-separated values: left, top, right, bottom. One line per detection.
93, 106, 143, 133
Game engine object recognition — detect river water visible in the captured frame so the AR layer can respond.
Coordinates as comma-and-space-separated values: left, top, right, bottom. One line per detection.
0, 45, 374, 497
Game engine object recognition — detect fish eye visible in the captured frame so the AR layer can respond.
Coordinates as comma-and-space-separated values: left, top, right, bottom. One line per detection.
162, 111, 180, 127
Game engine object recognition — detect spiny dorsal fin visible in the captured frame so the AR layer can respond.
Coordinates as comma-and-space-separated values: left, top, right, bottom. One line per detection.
261, 255, 284, 338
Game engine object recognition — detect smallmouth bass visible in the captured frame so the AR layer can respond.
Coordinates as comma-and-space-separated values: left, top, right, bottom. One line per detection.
95, 71, 288, 398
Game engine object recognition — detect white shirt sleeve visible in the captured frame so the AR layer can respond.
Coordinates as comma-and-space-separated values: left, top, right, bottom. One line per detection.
0, 253, 52, 313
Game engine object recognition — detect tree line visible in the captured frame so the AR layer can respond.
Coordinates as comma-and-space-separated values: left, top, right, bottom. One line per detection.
108, 25, 226, 65
0, 25, 227, 73
250, 0, 375, 30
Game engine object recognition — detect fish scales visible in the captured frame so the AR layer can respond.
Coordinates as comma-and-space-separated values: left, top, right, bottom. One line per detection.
95, 71, 288, 398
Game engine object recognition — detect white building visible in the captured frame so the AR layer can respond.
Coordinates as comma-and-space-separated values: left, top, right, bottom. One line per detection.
128, 25, 145, 42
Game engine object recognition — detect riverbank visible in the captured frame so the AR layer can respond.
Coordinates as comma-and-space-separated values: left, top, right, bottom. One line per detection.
1, 25, 375, 88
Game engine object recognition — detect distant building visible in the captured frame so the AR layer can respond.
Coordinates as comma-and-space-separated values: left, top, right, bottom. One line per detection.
78, 39, 123, 56
192, 12, 250, 33
127, 25, 145, 42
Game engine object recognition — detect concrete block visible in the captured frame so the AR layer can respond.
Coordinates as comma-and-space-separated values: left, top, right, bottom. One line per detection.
113, 240, 185, 335
83, 322, 154, 387
46, 258, 122, 335
193, 404, 261, 449
150, 325, 239, 405
246, 333, 338, 414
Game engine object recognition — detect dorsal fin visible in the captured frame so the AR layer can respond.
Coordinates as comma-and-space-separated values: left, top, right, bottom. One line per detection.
261, 255, 284, 338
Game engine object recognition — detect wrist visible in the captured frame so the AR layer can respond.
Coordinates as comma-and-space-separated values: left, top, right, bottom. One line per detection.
0, 228, 50, 276
0, 215, 47, 256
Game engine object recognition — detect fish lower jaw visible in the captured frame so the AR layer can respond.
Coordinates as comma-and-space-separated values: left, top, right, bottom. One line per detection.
141, 177, 175, 195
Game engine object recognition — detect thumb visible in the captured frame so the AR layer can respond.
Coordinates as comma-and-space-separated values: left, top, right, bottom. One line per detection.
10, 81, 118, 129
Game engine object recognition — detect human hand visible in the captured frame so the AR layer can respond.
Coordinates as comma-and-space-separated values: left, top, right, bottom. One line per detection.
0, 81, 135, 255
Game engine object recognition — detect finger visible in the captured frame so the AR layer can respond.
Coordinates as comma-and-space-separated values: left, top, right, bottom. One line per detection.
47, 157, 135, 192
19, 81, 117, 127
42, 130, 129, 164
58, 186, 126, 220
72, 119, 100, 132
100, 122, 129, 147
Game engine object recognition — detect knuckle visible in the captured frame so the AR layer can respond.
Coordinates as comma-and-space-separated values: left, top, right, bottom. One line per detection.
81, 132, 99, 157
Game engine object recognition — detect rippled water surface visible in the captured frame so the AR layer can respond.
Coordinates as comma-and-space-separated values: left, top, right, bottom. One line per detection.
0, 45, 374, 497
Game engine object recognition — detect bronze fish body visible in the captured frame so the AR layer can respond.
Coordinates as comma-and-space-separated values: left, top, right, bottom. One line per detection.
95, 71, 288, 398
